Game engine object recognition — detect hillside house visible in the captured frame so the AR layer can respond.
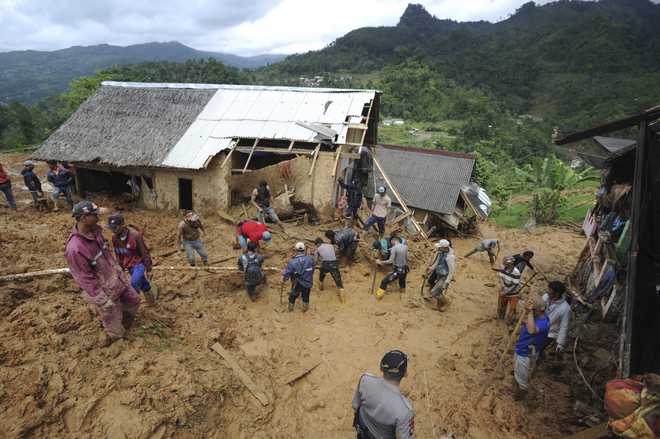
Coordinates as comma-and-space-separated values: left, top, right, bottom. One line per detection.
34, 81, 380, 217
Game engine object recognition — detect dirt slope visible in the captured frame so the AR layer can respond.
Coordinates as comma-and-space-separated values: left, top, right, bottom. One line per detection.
0, 152, 585, 438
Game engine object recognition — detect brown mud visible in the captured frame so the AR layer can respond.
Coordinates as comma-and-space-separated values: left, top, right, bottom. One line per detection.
1, 152, 585, 438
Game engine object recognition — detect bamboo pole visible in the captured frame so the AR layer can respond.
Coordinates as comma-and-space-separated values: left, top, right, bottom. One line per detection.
0, 266, 281, 282
308, 144, 321, 177
331, 145, 343, 178
220, 141, 238, 169
242, 138, 259, 174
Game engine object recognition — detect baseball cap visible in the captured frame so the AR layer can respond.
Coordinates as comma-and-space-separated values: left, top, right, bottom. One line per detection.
377, 186, 387, 194
294, 242, 305, 251
23, 160, 34, 167
435, 239, 450, 249
72, 200, 99, 219
262, 231, 272, 242
380, 350, 408, 379
107, 213, 125, 230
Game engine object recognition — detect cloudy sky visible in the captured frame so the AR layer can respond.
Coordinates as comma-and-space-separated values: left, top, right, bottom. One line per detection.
0, 0, 653, 55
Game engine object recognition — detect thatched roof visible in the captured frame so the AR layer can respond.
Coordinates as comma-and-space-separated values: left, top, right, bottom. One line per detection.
34, 86, 216, 168
35, 81, 379, 170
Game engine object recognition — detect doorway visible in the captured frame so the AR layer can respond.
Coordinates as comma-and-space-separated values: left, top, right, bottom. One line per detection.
178, 178, 193, 210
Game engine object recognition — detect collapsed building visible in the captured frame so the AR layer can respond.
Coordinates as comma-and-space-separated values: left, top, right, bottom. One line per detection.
34, 81, 381, 218
556, 104, 660, 378
366, 144, 488, 236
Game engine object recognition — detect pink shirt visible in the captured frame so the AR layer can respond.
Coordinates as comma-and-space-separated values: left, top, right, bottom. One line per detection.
64, 224, 131, 306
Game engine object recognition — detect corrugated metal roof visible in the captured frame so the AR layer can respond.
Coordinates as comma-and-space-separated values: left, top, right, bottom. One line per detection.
158, 84, 377, 169
102, 81, 380, 94
367, 145, 474, 215
593, 136, 636, 155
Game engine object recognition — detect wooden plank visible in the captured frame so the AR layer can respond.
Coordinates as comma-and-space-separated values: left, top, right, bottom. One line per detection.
220, 142, 237, 169
210, 343, 270, 406
391, 211, 412, 226
242, 139, 259, 174
562, 422, 609, 439
287, 140, 294, 152
372, 155, 429, 240
308, 144, 321, 177
360, 99, 374, 146
332, 145, 343, 178
235, 147, 315, 156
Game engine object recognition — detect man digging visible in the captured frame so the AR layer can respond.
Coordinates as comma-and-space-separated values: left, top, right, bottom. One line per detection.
314, 237, 346, 303
513, 296, 550, 400
64, 201, 141, 346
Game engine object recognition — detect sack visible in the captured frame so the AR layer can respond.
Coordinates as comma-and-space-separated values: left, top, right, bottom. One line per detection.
242, 254, 263, 285
606, 379, 643, 420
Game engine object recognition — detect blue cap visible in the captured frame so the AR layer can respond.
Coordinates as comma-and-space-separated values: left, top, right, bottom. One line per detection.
262, 231, 272, 241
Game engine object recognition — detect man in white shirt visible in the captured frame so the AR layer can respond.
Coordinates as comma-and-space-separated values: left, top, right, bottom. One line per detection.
364, 186, 392, 238
541, 281, 572, 356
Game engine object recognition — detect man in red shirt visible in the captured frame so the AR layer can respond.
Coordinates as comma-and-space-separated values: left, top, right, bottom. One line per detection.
0, 162, 17, 209
236, 220, 272, 250
108, 213, 157, 305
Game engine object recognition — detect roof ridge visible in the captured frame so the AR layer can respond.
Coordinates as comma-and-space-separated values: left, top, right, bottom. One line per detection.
101, 81, 380, 93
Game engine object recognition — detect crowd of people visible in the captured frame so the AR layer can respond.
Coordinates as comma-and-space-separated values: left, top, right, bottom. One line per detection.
2, 164, 576, 438
0, 159, 76, 210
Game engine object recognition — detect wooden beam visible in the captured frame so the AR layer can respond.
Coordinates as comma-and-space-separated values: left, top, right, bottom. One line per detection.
220, 141, 237, 169
242, 139, 259, 174
210, 343, 270, 406
391, 211, 412, 226
332, 145, 343, 178
308, 144, 321, 177
372, 155, 429, 240
235, 147, 314, 156
360, 99, 374, 146
287, 140, 295, 152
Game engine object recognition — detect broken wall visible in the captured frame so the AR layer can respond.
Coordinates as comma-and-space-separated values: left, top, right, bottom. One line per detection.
229, 153, 337, 218
142, 154, 231, 213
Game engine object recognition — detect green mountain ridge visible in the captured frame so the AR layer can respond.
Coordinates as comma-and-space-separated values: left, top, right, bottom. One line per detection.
269, 0, 660, 130
0, 41, 287, 104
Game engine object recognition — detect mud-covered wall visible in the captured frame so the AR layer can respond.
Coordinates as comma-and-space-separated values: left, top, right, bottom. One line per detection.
229, 153, 338, 218
142, 154, 231, 213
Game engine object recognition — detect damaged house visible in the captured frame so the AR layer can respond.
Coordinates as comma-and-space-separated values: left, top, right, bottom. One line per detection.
366, 144, 488, 236
34, 81, 380, 218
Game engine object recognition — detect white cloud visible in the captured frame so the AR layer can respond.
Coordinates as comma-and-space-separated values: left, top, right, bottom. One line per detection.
0, 0, 657, 55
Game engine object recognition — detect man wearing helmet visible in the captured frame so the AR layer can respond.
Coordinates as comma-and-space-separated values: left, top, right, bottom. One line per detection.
352, 350, 415, 438
497, 256, 522, 322
64, 200, 141, 345
426, 239, 456, 310
364, 186, 392, 238
282, 242, 316, 312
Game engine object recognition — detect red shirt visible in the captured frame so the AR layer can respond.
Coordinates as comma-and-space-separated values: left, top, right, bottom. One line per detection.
0, 165, 10, 185
236, 221, 268, 243
111, 227, 152, 271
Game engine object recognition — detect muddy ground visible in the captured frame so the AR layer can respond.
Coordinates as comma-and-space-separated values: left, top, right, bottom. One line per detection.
1, 152, 589, 438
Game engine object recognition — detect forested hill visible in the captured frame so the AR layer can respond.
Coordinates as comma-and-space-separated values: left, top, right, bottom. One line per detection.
0, 42, 286, 104
268, 0, 660, 130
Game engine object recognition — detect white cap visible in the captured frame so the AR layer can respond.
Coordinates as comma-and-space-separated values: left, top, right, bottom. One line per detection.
295, 242, 305, 251
435, 239, 450, 249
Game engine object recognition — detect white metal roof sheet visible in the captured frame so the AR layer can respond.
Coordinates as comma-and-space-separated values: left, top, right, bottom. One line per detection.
161, 85, 376, 169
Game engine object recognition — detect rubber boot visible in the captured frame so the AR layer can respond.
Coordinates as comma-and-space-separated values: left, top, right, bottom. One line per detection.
302, 302, 309, 313
144, 290, 156, 306
375, 288, 386, 300
319, 279, 324, 291
287, 302, 294, 312
202, 259, 209, 266
339, 288, 346, 303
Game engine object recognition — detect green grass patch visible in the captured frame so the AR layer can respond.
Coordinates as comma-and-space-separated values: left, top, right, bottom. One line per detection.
491, 190, 595, 228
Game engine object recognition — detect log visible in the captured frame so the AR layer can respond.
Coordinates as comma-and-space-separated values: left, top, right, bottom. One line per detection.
0, 265, 281, 282
210, 342, 270, 406
0, 268, 70, 282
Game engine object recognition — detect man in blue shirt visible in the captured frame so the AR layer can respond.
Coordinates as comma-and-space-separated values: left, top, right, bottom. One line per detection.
513, 295, 550, 400
47, 160, 74, 210
283, 242, 316, 313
